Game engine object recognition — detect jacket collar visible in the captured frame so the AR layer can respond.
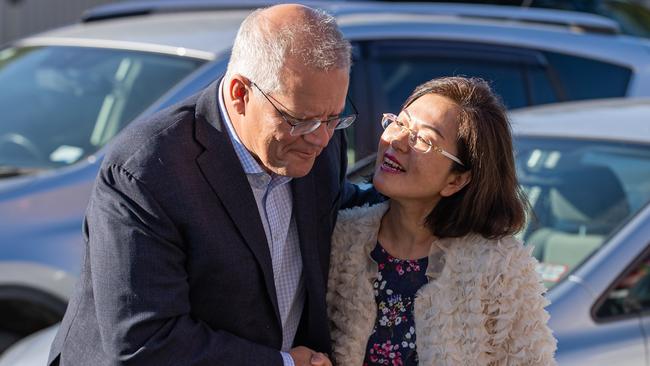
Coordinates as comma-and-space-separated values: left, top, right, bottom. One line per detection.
193, 78, 281, 326
192, 78, 326, 338
348, 201, 447, 280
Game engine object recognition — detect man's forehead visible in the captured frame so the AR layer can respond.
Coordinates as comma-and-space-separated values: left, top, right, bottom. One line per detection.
278, 68, 347, 101
281, 59, 348, 83
282, 94, 348, 120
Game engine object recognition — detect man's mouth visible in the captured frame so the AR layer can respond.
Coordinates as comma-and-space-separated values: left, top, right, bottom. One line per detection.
294, 150, 318, 159
381, 154, 405, 173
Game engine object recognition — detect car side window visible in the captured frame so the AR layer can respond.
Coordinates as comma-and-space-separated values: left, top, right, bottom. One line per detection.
377, 58, 529, 110
544, 51, 632, 101
363, 40, 565, 114
596, 249, 650, 319
528, 66, 558, 105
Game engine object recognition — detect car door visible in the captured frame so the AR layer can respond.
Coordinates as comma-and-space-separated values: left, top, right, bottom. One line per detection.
548, 201, 650, 365
587, 245, 650, 366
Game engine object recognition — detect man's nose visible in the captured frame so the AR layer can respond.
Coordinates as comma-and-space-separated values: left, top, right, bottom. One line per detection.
303, 123, 333, 148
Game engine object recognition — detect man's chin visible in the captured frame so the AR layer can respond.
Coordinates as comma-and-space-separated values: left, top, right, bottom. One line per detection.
272, 160, 315, 178
284, 165, 313, 178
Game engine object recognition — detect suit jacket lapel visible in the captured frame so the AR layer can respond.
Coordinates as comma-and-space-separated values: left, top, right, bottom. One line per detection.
193, 79, 281, 326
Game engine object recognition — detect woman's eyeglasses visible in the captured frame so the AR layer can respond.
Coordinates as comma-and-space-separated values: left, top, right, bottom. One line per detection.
381, 113, 465, 167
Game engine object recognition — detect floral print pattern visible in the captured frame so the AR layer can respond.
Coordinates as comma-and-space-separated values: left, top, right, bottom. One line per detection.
363, 242, 428, 366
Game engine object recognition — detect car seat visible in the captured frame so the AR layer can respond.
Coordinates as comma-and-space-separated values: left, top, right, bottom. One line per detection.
528, 165, 630, 270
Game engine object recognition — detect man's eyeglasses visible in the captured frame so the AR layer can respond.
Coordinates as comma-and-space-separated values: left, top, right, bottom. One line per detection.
381, 113, 465, 167
251, 81, 358, 136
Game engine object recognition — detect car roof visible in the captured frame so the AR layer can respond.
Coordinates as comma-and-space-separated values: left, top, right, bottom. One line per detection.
510, 98, 650, 144
15, 10, 249, 60
13, 1, 650, 63
81, 0, 620, 35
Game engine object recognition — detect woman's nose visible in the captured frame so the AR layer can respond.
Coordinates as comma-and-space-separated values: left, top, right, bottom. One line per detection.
389, 129, 411, 152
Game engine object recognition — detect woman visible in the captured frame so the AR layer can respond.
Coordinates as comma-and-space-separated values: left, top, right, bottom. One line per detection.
327, 77, 556, 365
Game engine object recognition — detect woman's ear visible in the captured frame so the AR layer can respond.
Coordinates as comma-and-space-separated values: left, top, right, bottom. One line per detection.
228, 75, 249, 115
440, 170, 471, 197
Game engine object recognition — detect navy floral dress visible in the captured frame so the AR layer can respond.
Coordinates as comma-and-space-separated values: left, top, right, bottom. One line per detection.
363, 242, 429, 366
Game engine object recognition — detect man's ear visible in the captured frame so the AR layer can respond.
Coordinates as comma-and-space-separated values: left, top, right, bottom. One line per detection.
228, 75, 249, 115
440, 170, 471, 197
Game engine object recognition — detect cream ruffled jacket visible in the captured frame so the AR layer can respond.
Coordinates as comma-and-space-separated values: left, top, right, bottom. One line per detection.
327, 202, 557, 365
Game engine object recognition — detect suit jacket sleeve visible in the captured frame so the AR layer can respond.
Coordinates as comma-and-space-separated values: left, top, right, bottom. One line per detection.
337, 130, 384, 209
85, 163, 284, 366
340, 181, 384, 209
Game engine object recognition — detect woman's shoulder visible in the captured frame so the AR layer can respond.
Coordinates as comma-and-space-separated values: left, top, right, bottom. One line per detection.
333, 201, 389, 240
442, 234, 534, 273
444, 234, 525, 254
330, 202, 389, 261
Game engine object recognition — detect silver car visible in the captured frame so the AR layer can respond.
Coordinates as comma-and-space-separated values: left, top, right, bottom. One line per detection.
512, 98, 650, 365
2, 0, 650, 355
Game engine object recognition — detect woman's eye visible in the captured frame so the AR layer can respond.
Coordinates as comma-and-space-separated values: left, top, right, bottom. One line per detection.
417, 136, 432, 146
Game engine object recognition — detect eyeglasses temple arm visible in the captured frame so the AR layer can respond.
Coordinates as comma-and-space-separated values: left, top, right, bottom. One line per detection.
439, 149, 465, 167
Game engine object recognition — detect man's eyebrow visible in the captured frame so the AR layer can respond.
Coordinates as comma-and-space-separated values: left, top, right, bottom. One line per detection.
404, 110, 446, 140
274, 98, 342, 121
299, 104, 346, 120
286, 111, 341, 122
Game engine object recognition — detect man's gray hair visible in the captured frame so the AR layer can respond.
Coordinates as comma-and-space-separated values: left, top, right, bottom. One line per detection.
225, 7, 352, 94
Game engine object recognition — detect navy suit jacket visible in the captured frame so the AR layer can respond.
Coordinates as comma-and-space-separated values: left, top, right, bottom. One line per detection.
48, 79, 355, 365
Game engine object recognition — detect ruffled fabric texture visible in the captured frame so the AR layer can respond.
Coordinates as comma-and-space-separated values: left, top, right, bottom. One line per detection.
327, 202, 557, 365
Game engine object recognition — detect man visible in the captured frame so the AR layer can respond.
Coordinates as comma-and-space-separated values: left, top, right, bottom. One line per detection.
48, 4, 362, 365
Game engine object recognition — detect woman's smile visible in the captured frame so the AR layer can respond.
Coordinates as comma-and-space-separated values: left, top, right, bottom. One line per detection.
380, 152, 406, 173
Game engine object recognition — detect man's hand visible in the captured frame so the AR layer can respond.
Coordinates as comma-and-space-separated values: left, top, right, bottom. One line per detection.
310, 352, 331, 366
289, 346, 332, 366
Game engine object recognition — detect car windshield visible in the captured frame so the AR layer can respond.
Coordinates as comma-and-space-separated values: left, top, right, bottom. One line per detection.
515, 136, 650, 288
0, 46, 204, 170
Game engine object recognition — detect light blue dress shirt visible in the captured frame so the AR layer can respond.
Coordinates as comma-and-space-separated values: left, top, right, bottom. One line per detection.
218, 80, 304, 366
